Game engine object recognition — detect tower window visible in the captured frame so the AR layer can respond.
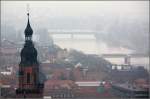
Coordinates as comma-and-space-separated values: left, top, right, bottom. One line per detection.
27, 73, 30, 84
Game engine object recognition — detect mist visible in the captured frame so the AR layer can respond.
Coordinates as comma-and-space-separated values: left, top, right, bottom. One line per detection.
1, 1, 149, 54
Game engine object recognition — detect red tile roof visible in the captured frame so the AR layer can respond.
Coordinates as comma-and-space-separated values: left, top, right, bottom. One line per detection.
45, 80, 77, 89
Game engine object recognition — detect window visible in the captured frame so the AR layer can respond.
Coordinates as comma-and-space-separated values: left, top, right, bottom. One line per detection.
27, 73, 30, 84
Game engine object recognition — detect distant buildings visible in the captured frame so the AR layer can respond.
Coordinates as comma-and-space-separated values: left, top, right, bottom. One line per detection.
111, 82, 149, 98
111, 64, 132, 71
0, 66, 13, 75
44, 80, 77, 98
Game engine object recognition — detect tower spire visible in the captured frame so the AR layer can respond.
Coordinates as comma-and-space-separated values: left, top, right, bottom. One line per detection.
24, 4, 33, 41
16, 3, 44, 98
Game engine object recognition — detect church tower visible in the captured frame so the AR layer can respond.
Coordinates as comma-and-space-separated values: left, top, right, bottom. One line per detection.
16, 10, 44, 98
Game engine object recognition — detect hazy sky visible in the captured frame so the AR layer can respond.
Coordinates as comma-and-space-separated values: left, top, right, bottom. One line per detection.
1, 1, 149, 28
1, 1, 149, 54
